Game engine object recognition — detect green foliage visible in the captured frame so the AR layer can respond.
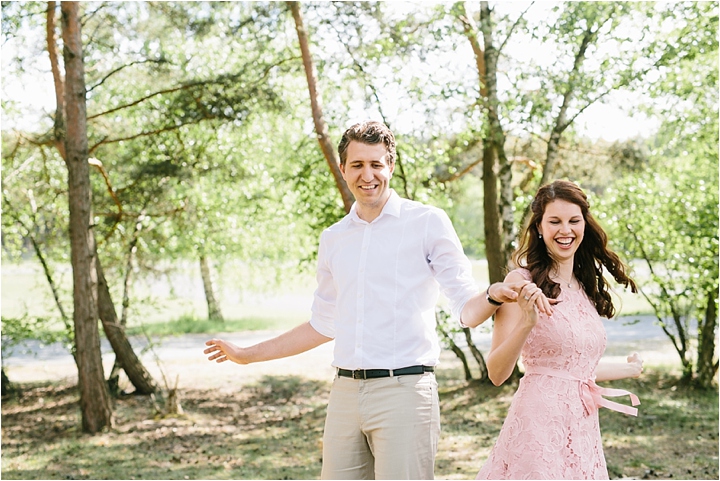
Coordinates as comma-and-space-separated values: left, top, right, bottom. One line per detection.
599, 156, 718, 379
642, 3, 718, 154
1, 314, 68, 360
604, 157, 718, 296
2, 2, 717, 357
597, 0, 718, 385
287, 138, 346, 256
1, 134, 69, 262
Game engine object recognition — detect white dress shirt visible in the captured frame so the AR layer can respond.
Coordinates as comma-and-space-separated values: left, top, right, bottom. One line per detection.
309, 189, 479, 370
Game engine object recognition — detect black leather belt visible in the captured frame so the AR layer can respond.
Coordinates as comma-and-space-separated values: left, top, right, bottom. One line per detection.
337, 365, 435, 380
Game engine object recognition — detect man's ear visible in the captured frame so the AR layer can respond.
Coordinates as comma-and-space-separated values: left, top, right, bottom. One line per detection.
339, 162, 346, 177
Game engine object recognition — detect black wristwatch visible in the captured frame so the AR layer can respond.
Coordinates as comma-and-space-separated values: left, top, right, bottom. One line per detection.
486, 285, 503, 306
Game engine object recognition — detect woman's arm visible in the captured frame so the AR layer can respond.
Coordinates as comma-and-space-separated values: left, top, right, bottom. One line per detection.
485, 271, 546, 386
595, 352, 643, 382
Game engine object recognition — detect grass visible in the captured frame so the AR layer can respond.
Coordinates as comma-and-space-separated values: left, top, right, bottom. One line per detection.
123, 315, 302, 338
2, 363, 717, 480
2, 260, 683, 479
600, 373, 720, 480
1, 261, 313, 341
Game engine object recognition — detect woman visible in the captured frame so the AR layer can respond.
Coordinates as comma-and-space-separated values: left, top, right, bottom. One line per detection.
477, 180, 643, 480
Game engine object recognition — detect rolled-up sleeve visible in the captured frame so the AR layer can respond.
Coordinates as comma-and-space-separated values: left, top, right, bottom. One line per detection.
426, 209, 480, 321
309, 231, 336, 338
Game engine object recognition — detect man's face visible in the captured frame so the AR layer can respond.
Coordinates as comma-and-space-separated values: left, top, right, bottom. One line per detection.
340, 141, 394, 214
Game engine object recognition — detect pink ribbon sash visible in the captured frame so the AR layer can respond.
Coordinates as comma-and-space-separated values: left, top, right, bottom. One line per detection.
526, 365, 640, 417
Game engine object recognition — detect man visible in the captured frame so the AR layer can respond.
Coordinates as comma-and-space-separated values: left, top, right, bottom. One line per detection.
204, 121, 551, 479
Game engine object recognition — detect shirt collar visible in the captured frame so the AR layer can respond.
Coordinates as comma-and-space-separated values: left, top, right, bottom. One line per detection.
349, 189, 401, 224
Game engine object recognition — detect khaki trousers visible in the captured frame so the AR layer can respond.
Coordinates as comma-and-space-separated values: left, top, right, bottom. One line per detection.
321, 372, 440, 480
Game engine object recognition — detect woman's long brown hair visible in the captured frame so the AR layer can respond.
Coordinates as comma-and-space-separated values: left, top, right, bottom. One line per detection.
512, 180, 637, 318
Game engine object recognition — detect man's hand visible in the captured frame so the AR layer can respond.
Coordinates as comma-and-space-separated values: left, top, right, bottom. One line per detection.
204, 339, 248, 365
489, 281, 556, 316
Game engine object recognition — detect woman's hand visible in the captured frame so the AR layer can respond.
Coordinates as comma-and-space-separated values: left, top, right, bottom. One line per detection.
517, 282, 547, 326
595, 352, 644, 382
489, 281, 555, 316
626, 352, 644, 378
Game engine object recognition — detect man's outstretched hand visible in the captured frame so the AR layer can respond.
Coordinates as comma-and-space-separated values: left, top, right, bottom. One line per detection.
204, 339, 248, 365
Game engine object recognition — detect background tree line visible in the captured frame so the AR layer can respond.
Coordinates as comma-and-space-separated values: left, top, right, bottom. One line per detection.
1, 1, 717, 433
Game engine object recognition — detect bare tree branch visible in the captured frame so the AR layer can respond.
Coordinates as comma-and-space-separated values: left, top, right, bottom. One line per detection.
87, 58, 168, 93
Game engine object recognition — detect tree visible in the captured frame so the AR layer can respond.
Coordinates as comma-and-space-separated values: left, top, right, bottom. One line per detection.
288, 1, 353, 214
5, 1, 715, 394
453, 1, 515, 283
601, 158, 718, 387
60, 0, 113, 432
44, 1, 159, 396
77, 2, 303, 327
601, 1, 718, 388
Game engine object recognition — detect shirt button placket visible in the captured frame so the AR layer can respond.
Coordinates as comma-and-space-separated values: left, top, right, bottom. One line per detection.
355, 224, 371, 366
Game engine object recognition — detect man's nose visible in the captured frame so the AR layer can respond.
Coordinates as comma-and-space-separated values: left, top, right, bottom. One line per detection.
361, 165, 374, 181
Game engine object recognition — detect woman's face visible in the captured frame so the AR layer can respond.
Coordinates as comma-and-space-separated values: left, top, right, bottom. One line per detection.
538, 199, 585, 263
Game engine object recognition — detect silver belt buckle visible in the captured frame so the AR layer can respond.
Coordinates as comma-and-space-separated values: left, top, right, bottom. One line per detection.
352, 369, 365, 379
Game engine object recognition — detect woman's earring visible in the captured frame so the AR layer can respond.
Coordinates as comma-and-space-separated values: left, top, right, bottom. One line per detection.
538, 233, 543, 239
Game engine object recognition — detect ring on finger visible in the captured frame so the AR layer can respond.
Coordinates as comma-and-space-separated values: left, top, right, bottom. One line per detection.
523, 295, 530, 300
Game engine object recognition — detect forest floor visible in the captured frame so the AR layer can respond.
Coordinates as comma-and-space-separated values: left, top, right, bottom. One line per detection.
1, 340, 718, 480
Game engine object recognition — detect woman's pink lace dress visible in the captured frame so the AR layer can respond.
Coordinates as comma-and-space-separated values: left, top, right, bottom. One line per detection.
476, 268, 638, 480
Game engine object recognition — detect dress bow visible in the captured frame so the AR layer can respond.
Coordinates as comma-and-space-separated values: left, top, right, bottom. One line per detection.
527, 365, 640, 417
579, 378, 640, 416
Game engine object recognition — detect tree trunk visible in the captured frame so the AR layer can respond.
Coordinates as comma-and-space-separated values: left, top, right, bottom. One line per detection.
478, 2, 522, 381
454, 2, 505, 283
463, 327, 488, 381
97, 258, 158, 395
48, 1, 156, 400
46, 1, 66, 159
482, 146, 504, 283
521, 24, 597, 229
109, 211, 139, 395
479, 1, 515, 272
437, 324, 473, 382
288, 1, 354, 214
3, 194, 75, 354
538, 26, 594, 189
696, 289, 718, 389
109, 231, 139, 396
199, 254, 224, 321
1, 367, 13, 397
61, 0, 113, 433
498, 149, 515, 265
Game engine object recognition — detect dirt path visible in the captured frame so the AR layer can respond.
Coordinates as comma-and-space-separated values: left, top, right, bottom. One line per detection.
3, 331, 336, 393
3, 315, 680, 392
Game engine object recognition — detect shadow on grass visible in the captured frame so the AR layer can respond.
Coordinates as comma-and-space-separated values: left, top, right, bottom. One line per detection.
1, 375, 330, 480
434, 369, 719, 480
600, 372, 719, 480
2, 369, 717, 480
